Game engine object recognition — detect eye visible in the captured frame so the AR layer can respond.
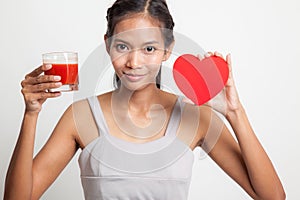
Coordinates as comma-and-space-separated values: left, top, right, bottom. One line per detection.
116, 44, 129, 52
144, 46, 156, 53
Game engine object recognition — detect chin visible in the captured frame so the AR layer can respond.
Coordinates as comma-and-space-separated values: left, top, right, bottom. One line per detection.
121, 81, 156, 92
119, 75, 156, 91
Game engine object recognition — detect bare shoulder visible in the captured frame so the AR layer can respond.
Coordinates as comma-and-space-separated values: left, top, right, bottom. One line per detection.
72, 91, 113, 113
97, 90, 113, 99
69, 96, 103, 148
158, 90, 178, 108
96, 91, 113, 107
177, 103, 221, 150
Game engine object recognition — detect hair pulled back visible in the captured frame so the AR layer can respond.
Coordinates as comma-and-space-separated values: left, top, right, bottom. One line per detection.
106, 0, 175, 88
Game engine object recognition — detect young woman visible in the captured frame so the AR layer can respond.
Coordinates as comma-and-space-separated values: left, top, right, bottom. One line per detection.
4, 0, 285, 199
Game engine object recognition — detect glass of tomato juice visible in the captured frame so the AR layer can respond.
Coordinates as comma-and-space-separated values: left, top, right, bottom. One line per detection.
43, 52, 79, 92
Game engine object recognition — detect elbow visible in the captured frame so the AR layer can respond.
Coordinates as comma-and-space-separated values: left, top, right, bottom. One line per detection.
277, 190, 286, 200
282, 193, 287, 200
270, 186, 286, 200
271, 191, 286, 200
4, 182, 33, 200
254, 190, 286, 200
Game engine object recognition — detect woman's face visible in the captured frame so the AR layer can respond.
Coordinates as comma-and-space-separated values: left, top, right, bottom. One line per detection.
106, 15, 172, 90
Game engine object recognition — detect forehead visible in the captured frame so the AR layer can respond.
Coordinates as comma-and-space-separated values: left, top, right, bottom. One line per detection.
112, 16, 164, 45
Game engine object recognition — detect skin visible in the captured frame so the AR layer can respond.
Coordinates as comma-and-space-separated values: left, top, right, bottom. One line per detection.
4, 15, 285, 200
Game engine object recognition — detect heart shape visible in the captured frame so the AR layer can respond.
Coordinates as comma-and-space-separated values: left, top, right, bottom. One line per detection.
173, 54, 229, 105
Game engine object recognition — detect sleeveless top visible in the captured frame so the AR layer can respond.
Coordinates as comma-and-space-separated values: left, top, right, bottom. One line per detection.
78, 96, 195, 200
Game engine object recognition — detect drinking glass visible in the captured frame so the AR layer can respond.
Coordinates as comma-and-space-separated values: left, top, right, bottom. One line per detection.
43, 52, 79, 92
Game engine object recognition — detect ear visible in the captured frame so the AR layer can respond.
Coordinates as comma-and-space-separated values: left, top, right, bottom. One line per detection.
104, 34, 110, 53
163, 41, 175, 61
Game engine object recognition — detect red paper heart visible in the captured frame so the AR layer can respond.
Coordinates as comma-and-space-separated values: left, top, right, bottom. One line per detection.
173, 54, 229, 105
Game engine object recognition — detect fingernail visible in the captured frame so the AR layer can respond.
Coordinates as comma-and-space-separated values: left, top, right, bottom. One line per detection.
55, 82, 62, 86
54, 76, 61, 81
30, 100, 37, 105
45, 64, 52, 69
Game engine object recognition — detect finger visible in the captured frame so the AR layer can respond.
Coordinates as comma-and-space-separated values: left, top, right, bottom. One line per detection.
197, 54, 205, 61
26, 82, 62, 93
204, 52, 213, 58
225, 53, 236, 86
226, 53, 233, 76
26, 91, 61, 102
214, 51, 224, 59
25, 64, 52, 78
226, 53, 232, 71
25, 75, 61, 85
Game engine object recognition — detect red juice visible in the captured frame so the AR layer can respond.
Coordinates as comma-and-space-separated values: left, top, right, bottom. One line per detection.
45, 63, 78, 85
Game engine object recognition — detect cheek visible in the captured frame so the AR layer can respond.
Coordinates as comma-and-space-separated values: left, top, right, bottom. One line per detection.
111, 54, 127, 71
146, 54, 164, 71
147, 63, 161, 73
144, 51, 165, 66
111, 63, 123, 79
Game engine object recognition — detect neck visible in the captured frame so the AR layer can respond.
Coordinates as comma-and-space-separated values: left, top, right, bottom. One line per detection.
115, 83, 161, 113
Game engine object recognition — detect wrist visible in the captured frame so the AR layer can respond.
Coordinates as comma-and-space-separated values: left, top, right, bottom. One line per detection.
225, 104, 246, 122
24, 110, 40, 118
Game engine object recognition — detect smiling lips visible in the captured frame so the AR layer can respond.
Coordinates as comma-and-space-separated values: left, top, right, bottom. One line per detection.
123, 72, 146, 82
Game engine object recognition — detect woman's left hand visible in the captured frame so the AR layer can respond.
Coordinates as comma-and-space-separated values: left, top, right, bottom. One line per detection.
201, 51, 242, 117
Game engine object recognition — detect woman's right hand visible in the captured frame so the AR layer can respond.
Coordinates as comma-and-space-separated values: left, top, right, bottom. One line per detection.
21, 64, 62, 114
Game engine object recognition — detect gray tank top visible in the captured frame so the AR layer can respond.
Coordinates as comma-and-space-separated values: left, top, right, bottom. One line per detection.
78, 96, 194, 200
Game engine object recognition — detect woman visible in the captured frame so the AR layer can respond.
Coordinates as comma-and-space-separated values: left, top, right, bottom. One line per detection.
4, 0, 285, 199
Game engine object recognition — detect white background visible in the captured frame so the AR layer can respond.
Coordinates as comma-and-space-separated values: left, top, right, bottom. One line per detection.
1, 0, 299, 199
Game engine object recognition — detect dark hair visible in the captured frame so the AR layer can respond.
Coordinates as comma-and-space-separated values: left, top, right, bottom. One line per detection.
105, 0, 175, 89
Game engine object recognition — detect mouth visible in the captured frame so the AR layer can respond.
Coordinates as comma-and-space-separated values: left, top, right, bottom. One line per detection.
123, 72, 146, 82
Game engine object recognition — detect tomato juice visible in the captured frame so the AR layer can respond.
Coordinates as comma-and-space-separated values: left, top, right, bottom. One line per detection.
45, 63, 78, 85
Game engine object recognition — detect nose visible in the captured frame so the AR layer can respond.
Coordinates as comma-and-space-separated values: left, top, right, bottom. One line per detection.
126, 49, 142, 68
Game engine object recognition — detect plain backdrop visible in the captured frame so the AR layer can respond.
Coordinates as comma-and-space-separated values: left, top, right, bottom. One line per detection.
1, 0, 299, 199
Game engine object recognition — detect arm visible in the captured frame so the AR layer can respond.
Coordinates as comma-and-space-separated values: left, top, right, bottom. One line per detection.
199, 52, 285, 199
201, 106, 285, 199
4, 65, 80, 199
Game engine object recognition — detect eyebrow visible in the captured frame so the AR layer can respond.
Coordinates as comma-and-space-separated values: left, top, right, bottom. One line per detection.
113, 38, 160, 46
